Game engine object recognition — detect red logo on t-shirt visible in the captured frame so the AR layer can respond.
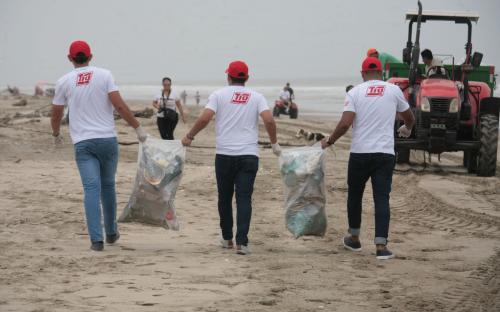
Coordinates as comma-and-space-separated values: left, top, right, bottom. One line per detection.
76, 72, 93, 86
231, 92, 251, 104
366, 85, 385, 97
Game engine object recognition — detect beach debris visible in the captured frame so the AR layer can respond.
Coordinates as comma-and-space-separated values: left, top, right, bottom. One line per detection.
119, 137, 185, 230
7, 85, 20, 96
279, 145, 327, 238
114, 108, 154, 120
12, 99, 28, 107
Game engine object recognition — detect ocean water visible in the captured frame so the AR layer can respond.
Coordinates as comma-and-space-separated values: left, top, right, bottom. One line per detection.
119, 82, 358, 118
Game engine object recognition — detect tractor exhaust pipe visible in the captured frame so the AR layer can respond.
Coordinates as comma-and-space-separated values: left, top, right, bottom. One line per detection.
408, 0, 423, 106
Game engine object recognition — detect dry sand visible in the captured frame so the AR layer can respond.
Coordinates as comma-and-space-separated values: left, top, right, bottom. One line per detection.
0, 94, 499, 312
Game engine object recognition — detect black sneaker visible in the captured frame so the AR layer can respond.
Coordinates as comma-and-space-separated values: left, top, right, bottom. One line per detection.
91, 241, 104, 251
376, 248, 395, 260
342, 236, 362, 252
106, 232, 120, 244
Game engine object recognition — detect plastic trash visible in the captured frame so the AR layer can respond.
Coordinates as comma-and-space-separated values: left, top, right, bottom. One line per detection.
119, 137, 185, 230
279, 145, 327, 238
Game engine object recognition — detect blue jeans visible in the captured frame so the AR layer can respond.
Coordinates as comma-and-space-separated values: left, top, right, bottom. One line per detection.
74, 137, 119, 243
347, 153, 395, 245
215, 154, 259, 246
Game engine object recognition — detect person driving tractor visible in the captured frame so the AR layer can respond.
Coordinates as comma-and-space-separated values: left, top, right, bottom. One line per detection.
421, 49, 444, 76
279, 86, 291, 107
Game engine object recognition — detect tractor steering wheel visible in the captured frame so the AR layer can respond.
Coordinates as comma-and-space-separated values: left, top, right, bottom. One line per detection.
427, 66, 449, 79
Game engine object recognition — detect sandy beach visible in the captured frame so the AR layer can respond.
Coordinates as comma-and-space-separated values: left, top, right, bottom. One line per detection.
0, 94, 499, 312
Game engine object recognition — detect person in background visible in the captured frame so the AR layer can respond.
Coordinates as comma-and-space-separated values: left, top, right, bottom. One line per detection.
285, 82, 295, 101
321, 57, 415, 260
181, 60, 281, 255
51, 40, 149, 251
180, 90, 187, 105
152, 77, 186, 140
421, 49, 444, 76
279, 87, 291, 106
366, 48, 400, 76
195, 91, 201, 106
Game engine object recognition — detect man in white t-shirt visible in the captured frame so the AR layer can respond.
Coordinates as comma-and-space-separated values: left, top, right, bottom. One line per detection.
321, 57, 415, 260
181, 60, 281, 255
50, 40, 148, 251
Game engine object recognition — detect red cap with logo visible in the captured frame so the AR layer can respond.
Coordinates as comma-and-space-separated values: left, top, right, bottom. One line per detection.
361, 57, 382, 72
69, 40, 91, 58
226, 60, 249, 79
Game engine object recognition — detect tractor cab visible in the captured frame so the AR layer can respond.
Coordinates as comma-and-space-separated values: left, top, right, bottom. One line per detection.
387, 1, 500, 176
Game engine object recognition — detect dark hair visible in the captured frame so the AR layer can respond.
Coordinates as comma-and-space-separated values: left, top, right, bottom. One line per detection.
421, 49, 433, 60
73, 52, 89, 64
229, 75, 248, 84
162, 77, 172, 83
345, 85, 354, 93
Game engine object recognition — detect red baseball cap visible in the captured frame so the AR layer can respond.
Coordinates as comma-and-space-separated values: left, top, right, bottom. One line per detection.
225, 60, 249, 79
69, 40, 91, 58
366, 48, 378, 57
362, 57, 382, 72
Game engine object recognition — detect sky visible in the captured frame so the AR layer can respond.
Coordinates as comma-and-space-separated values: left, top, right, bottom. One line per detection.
1, 0, 499, 87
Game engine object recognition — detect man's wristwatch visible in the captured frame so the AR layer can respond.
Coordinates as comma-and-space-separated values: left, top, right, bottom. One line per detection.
52, 132, 60, 137
326, 138, 335, 146
186, 133, 195, 140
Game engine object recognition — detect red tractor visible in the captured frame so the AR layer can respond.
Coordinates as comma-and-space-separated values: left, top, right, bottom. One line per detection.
387, 1, 499, 176
273, 99, 298, 119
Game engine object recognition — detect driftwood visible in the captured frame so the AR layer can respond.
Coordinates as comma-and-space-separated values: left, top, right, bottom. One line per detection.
12, 99, 28, 107
115, 108, 155, 120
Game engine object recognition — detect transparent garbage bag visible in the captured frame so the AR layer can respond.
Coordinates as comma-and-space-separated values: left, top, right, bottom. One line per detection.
119, 137, 186, 230
279, 145, 327, 238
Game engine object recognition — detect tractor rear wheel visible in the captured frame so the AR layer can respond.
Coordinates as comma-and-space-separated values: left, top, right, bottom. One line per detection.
289, 107, 298, 119
396, 148, 410, 164
477, 114, 499, 176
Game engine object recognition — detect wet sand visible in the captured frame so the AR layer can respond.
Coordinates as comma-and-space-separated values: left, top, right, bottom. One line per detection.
0, 94, 499, 312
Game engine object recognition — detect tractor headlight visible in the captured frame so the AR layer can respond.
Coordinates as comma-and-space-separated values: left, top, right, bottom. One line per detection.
449, 98, 459, 113
421, 97, 431, 112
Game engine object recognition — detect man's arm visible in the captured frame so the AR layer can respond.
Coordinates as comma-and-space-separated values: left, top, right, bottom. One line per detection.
109, 91, 140, 129
51, 105, 65, 136
260, 110, 277, 144
322, 111, 355, 148
400, 108, 415, 129
181, 108, 215, 146
176, 99, 186, 123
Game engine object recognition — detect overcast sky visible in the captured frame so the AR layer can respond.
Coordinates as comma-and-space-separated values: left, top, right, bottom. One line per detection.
1, 0, 499, 87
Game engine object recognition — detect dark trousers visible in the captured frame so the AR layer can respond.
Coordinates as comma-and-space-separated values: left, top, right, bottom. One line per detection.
157, 112, 178, 140
215, 154, 259, 246
347, 153, 395, 245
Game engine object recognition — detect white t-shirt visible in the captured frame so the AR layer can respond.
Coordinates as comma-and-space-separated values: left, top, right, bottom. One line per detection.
280, 90, 291, 101
206, 85, 270, 156
344, 80, 410, 155
53, 66, 119, 144
154, 89, 180, 117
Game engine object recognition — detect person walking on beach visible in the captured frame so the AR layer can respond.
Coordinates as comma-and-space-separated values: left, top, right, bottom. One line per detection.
321, 57, 415, 260
180, 90, 187, 105
50, 40, 149, 251
195, 91, 201, 106
181, 60, 281, 255
152, 77, 186, 140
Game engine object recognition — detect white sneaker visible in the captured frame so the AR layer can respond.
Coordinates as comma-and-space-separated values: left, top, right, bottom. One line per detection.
236, 244, 251, 255
220, 239, 234, 249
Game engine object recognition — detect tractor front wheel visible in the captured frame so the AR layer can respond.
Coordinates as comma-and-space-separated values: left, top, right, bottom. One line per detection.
273, 106, 280, 117
477, 114, 499, 176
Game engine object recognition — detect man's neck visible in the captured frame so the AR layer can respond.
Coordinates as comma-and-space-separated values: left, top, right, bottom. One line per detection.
229, 83, 245, 87
74, 62, 90, 69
